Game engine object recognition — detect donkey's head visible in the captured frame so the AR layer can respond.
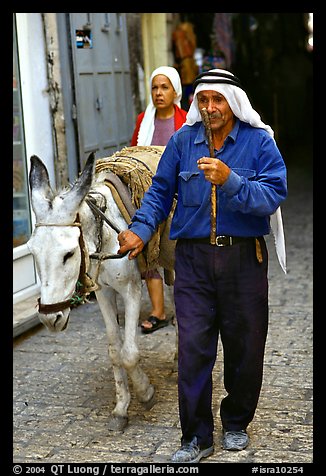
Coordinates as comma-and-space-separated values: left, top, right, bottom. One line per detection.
27, 153, 96, 332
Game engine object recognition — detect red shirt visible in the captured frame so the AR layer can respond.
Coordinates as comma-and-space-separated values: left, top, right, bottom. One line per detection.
130, 104, 187, 146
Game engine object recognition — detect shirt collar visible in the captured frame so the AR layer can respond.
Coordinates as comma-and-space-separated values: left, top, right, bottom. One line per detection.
194, 118, 240, 145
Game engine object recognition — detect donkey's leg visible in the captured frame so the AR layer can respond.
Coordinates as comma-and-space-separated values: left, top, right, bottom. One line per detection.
95, 286, 130, 431
119, 282, 156, 408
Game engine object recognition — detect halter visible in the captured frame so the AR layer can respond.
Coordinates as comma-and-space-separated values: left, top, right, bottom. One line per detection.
34, 195, 130, 314
34, 222, 81, 227
34, 221, 83, 314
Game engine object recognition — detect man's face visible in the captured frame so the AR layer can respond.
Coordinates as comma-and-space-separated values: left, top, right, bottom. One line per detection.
197, 90, 234, 131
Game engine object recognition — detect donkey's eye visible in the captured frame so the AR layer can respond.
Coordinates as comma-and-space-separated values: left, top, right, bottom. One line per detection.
63, 251, 74, 264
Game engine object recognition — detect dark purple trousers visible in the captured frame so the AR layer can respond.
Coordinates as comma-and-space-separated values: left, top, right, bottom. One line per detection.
174, 237, 269, 448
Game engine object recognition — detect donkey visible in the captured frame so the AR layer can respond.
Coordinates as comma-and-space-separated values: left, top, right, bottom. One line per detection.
27, 151, 169, 431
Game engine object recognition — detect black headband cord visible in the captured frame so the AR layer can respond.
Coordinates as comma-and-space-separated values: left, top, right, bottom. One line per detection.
195, 71, 241, 83
193, 71, 242, 91
193, 78, 242, 90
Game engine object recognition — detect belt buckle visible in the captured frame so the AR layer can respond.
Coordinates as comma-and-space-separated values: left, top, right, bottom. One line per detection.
215, 235, 231, 246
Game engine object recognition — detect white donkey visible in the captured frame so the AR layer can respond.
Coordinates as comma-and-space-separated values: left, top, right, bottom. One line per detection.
27, 152, 159, 431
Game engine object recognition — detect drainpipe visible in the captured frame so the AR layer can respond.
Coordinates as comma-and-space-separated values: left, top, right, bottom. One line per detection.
41, 13, 69, 189
141, 13, 169, 104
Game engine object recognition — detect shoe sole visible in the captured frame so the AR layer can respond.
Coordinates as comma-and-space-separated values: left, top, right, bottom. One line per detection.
141, 319, 169, 334
223, 444, 248, 451
222, 440, 249, 451
171, 445, 214, 463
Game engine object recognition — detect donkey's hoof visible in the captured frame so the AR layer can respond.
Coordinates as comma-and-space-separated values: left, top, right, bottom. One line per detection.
141, 387, 156, 410
107, 415, 128, 432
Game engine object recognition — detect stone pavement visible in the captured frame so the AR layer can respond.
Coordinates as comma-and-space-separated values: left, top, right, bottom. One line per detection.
13, 164, 313, 466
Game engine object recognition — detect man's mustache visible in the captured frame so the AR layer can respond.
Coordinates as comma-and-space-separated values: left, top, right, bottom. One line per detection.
209, 112, 222, 120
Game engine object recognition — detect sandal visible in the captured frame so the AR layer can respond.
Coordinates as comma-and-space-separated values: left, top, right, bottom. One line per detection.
141, 315, 169, 334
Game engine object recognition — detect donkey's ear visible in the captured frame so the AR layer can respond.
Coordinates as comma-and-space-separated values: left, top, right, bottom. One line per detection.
29, 155, 53, 195
68, 152, 96, 206
29, 156, 54, 217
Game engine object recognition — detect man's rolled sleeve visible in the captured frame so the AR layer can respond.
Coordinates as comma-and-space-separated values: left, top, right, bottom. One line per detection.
128, 223, 153, 245
221, 169, 242, 196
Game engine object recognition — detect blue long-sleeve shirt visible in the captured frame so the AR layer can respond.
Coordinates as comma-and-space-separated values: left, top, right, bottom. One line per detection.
129, 119, 287, 244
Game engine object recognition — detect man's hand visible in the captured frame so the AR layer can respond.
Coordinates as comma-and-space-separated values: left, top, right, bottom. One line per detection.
117, 230, 144, 260
197, 157, 230, 185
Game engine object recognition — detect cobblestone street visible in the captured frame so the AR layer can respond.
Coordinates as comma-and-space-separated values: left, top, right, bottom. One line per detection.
13, 164, 313, 467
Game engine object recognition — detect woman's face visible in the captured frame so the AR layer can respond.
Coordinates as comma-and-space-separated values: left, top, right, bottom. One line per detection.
151, 74, 177, 110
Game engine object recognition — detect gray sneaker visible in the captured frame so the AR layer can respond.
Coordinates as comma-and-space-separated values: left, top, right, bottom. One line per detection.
171, 436, 214, 463
222, 430, 249, 451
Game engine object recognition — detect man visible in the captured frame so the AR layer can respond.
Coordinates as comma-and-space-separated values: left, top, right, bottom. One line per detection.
118, 69, 287, 463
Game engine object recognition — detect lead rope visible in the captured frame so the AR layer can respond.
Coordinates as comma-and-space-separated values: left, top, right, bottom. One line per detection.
85, 196, 128, 260
77, 197, 129, 296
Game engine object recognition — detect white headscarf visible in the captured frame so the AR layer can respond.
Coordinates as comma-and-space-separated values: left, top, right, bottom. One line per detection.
137, 66, 183, 146
188, 69, 286, 273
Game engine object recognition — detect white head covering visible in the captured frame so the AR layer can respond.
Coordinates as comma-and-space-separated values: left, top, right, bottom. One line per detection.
188, 69, 286, 273
137, 66, 183, 146
186, 68, 274, 137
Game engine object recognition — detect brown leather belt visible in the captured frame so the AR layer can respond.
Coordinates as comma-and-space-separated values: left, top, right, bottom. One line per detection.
183, 236, 254, 247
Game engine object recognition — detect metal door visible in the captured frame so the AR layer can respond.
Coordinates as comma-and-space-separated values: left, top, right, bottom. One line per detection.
69, 13, 134, 166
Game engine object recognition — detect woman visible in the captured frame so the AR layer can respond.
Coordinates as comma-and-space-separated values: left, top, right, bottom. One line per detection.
131, 66, 187, 333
